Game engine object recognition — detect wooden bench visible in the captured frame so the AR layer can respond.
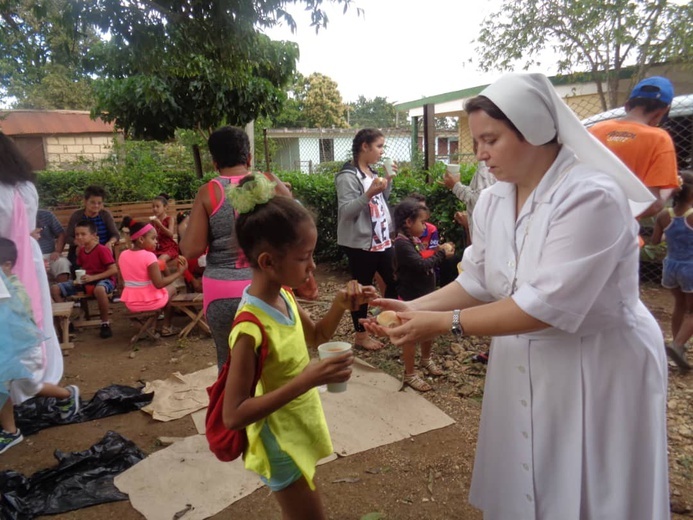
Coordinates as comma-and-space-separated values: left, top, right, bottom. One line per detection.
69, 291, 114, 329
126, 311, 161, 345
50, 199, 194, 233
52, 301, 75, 351
170, 293, 209, 339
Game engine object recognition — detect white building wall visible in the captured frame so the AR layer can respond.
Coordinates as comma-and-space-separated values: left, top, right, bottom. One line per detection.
44, 134, 115, 169
274, 138, 300, 171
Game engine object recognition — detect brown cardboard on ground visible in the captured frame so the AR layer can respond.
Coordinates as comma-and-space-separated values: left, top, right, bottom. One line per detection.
117, 360, 454, 520
140, 365, 217, 421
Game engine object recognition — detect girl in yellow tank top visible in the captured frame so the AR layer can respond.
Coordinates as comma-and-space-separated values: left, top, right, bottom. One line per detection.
222, 175, 377, 519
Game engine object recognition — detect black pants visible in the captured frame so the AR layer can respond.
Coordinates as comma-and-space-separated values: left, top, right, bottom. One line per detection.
343, 246, 397, 332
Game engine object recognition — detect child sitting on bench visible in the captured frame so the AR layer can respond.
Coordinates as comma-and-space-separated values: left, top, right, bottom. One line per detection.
51, 220, 118, 339
117, 220, 188, 337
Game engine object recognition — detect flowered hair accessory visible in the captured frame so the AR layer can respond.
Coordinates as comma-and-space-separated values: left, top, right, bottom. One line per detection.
226, 174, 276, 214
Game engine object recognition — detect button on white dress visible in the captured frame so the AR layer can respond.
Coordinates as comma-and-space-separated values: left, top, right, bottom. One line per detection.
459, 147, 669, 520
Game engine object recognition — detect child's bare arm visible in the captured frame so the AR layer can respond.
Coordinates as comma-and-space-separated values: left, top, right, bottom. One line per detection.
222, 333, 352, 430
148, 256, 188, 288
651, 211, 668, 245
300, 281, 378, 348
157, 217, 175, 238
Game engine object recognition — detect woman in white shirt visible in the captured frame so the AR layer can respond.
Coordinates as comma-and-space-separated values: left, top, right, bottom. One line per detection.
366, 73, 669, 520
0, 133, 63, 404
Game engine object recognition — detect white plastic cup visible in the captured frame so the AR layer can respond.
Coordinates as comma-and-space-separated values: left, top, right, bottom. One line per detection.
317, 341, 352, 393
75, 269, 86, 283
445, 163, 461, 175
383, 157, 395, 176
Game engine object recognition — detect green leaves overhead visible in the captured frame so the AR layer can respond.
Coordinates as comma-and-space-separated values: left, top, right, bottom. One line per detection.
1, 0, 353, 136
475, 0, 692, 110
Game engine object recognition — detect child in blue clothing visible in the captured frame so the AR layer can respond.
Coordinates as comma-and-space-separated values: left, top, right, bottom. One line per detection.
652, 170, 693, 371
392, 198, 454, 391
0, 238, 80, 454
222, 174, 376, 519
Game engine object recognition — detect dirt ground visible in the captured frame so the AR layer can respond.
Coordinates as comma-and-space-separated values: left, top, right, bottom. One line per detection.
1, 264, 692, 520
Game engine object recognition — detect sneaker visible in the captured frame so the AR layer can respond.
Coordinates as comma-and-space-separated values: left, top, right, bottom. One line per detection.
100, 323, 113, 339
57, 385, 81, 420
665, 343, 691, 372
472, 352, 489, 364
0, 429, 23, 454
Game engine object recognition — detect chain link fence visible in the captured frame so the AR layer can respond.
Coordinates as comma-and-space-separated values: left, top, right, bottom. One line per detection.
578, 92, 693, 283
259, 90, 693, 283
257, 127, 417, 174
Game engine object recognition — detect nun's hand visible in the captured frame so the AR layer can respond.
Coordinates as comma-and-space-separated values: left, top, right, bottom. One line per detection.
377, 310, 451, 347
360, 298, 410, 338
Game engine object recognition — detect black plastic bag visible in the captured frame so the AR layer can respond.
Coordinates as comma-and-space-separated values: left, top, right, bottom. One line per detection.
0, 431, 145, 519
15, 385, 153, 436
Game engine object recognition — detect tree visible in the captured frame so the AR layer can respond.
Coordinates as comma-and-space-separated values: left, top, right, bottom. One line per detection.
88, 1, 354, 176
347, 95, 397, 128
303, 72, 348, 128
272, 72, 311, 128
476, 0, 693, 110
0, 0, 101, 108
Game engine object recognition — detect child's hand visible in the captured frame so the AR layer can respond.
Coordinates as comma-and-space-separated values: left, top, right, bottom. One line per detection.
365, 177, 387, 198
443, 171, 460, 189
385, 160, 399, 180
359, 298, 411, 337
177, 256, 189, 272
336, 280, 378, 311
302, 351, 354, 388
454, 211, 468, 227
150, 216, 161, 227
438, 242, 455, 258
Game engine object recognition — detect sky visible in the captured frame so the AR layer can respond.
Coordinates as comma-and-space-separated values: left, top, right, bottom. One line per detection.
262, 0, 535, 105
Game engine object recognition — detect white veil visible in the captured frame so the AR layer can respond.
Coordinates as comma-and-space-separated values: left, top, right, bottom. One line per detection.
480, 72, 655, 216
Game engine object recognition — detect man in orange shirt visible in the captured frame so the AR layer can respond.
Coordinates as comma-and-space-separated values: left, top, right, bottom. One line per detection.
590, 76, 678, 218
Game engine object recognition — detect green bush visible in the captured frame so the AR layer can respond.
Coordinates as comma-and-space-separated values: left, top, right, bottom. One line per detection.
36, 139, 212, 206
279, 161, 479, 262
36, 136, 481, 261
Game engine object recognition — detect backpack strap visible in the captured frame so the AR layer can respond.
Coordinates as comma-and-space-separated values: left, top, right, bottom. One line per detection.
232, 311, 269, 392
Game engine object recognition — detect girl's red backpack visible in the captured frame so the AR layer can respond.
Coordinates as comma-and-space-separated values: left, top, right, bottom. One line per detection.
205, 311, 269, 462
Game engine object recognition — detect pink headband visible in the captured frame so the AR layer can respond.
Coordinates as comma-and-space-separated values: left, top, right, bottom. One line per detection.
131, 223, 154, 240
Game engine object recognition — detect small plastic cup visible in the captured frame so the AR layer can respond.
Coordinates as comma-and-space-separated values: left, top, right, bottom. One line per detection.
445, 163, 461, 175
75, 269, 86, 283
317, 341, 352, 393
383, 157, 395, 176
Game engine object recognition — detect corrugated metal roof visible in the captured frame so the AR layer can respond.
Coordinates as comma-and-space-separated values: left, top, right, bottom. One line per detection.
0, 110, 116, 136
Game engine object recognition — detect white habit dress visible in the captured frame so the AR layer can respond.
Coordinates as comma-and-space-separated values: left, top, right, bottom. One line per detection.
0, 181, 64, 403
459, 146, 669, 520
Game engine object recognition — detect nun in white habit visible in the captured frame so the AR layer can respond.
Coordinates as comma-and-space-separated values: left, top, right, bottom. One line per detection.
365, 72, 669, 520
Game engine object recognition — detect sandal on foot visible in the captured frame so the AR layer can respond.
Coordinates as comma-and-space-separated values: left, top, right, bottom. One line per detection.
420, 359, 444, 376
354, 335, 385, 351
666, 343, 691, 372
159, 326, 180, 338
403, 374, 432, 392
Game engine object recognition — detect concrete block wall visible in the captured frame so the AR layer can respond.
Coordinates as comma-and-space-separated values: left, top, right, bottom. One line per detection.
45, 134, 115, 169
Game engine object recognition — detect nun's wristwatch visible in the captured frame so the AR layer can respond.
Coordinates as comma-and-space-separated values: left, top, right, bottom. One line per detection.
451, 309, 464, 339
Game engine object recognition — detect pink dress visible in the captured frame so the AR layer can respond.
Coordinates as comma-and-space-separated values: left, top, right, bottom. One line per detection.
118, 249, 169, 312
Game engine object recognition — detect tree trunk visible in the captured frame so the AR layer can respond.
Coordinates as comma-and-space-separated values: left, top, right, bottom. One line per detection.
192, 144, 203, 179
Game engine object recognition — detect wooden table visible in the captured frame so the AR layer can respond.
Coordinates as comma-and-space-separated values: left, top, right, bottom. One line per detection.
52, 302, 75, 351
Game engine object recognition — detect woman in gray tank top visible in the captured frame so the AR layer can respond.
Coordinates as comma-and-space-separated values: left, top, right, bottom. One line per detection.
181, 126, 290, 369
